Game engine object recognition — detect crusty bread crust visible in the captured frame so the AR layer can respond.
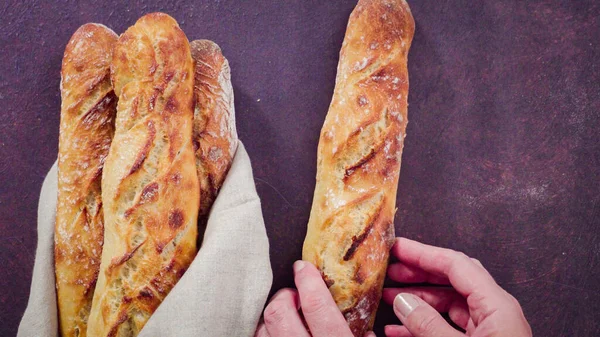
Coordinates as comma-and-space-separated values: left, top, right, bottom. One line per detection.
55, 23, 118, 337
302, 0, 414, 335
86, 13, 199, 337
190, 39, 237, 229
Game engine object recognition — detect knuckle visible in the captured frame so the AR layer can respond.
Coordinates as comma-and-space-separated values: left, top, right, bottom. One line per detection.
498, 288, 517, 304
264, 300, 289, 325
467, 290, 487, 308
507, 292, 522, 308
301, 293, 327, 315
414, 312, 439, 334
455, 251, 470, 261
445, 251, 470, 271
276, 288, 296, 299
441, 248, 469, 264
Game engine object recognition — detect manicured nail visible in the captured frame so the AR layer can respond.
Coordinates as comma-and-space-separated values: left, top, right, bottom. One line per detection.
293, 260, 306, 273
394, 293, 420, 319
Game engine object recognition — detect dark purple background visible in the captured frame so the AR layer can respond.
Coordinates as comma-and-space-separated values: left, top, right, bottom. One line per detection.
1, 1, 599, 336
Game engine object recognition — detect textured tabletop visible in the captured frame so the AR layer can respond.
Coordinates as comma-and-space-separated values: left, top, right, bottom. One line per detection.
1, 1, 599, 336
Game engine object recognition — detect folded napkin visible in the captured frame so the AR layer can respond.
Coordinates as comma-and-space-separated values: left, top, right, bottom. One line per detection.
18, 141, 272, 337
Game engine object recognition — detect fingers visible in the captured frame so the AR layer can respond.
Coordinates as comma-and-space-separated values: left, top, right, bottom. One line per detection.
383, 287, 462, 312
383, 287, 469, 329
293, 260, 354, 337
364, 331, 377, 337
393, 293, 465, 337
391, 238, 529, 329
387, 263, 449, 285
391, 238, 501, 298
384, 325, 413, 337
471, 258, 484, 268
263, 288, 311, 337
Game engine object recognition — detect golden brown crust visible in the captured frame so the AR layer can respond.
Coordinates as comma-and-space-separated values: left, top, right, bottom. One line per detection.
190, 39, 237, 229
55, 23, 117, 337
302, 0, 414, 335
86, 13, 199, 337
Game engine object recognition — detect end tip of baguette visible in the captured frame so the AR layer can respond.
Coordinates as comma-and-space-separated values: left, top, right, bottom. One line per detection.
70, 23, 118, 43
190, 39, 223, 53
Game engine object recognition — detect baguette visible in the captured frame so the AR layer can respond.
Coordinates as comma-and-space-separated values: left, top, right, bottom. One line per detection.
190, 39, 237, 228
86, 13, 199, 337
302, 0, 414, 335
54, 23, 117, 337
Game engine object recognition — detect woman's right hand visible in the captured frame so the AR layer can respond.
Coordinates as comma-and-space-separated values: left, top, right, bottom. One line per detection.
383, 238, 532, 337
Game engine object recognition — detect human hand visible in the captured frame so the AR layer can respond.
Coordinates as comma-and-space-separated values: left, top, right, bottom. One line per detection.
383, 238, 532, 337
255, 260, 375, 337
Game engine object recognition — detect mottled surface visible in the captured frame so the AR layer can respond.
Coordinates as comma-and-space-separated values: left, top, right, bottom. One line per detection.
0, 1, 599, 336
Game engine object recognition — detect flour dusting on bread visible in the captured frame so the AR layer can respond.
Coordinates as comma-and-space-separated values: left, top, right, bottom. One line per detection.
190, 39, 238, 227
302, 0, 414, 335
86, 13, 199, 337
55, 23, 118, 337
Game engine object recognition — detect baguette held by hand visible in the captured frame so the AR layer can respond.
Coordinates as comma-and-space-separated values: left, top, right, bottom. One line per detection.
86, 13, 199, 337
54, 23, 117, 337
190, 39, 238, 226
302, 0, 414, 335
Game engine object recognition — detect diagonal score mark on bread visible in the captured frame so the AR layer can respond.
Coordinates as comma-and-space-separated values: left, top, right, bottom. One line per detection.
336, 106, 391, 179
55, 23, 118, 337
303, 0, 415, 335
87, 13, 199, 337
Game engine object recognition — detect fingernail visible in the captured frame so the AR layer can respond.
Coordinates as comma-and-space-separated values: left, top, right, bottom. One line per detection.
394, 293, 420, 319
293, 260, 306, 273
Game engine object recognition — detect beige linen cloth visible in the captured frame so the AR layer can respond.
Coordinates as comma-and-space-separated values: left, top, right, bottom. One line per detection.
18, 142, 272, 337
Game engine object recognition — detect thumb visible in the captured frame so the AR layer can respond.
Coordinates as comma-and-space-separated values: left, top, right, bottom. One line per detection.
393, 293, 465, 337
